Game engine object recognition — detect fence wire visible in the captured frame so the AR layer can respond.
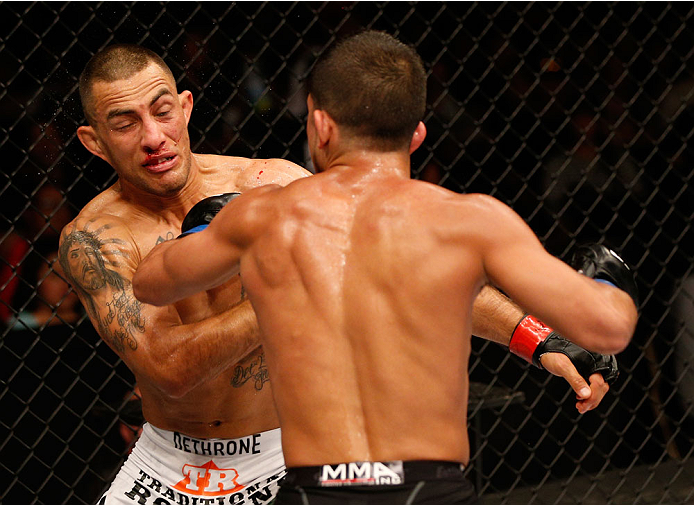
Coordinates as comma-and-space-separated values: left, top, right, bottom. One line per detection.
1, 2, 694, 504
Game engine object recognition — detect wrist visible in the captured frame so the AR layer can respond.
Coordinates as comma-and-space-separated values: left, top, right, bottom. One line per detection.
178, 224, 208, 239
509, 314, 553, 366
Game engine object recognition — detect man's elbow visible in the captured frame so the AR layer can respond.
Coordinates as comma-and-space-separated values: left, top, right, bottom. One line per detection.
147, 349, 200, 398
590, 303, 638, 355
611, 303, 638, 353
150, 369, 195, 399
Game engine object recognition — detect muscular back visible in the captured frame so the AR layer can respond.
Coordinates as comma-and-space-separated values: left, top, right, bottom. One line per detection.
135, 157, 636, 464
238, 168, 485, 466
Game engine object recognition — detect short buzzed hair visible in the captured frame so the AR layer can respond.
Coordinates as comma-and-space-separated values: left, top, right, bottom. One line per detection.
79, 44, 174, 124
307, 30, 427, 151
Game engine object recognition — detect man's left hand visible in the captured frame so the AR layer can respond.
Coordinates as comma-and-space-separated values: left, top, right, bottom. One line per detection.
540, 353, 610, 414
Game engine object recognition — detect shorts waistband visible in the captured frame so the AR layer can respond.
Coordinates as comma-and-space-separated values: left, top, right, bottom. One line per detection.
283, 460, 465, 487
145, 423, 282, 457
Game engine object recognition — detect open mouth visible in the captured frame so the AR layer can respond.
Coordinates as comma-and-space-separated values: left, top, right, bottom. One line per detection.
144, 155, 176, 172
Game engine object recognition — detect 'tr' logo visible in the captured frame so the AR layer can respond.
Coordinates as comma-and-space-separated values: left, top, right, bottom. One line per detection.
173, 460, 244, 495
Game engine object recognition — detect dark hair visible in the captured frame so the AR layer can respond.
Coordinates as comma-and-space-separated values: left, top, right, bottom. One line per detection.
79, 44, 174, 124
307, 30, 427, 151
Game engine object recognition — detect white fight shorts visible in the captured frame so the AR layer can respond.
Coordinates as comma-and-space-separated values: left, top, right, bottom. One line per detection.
97, 423, 285, 505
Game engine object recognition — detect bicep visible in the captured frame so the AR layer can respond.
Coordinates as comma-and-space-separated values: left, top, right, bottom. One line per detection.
171, 225, 243, 289
473, 197, 599, 331
134, 185, 276, 305
472, 197, 633, 353
58, 220, 179, 358
77, 276, 180, 359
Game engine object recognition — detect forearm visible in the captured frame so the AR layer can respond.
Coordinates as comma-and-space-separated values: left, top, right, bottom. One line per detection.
147, 298, 260, 397
62, 213, 257, 399
134, 233, 240, 306
472, 285, 524, 346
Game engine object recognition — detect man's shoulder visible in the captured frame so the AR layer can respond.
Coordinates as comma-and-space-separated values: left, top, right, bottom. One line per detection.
60, 190, 137, 249
397, 183, 515, 232
60, 212, 131, 249
409, 183, 504, 209
69, 189, 129, 227
196, 154, 307, 188
241, 157, 309, 177
226, 156, 311, 190
196, 153, 282, 171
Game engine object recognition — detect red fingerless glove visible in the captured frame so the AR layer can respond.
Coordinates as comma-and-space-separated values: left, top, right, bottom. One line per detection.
509, 314, 553, 365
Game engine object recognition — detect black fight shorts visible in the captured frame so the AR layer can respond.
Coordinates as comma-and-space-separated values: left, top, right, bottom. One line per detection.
274, 460, 479, 505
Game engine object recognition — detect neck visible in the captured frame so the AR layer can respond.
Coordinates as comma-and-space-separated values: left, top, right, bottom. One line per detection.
323, 148, 412, 179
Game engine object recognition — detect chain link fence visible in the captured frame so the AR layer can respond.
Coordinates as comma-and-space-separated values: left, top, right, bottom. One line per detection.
1, 2, 693, 504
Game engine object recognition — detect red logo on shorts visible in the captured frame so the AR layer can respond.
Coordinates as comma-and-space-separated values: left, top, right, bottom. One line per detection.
173, 460, 244, 495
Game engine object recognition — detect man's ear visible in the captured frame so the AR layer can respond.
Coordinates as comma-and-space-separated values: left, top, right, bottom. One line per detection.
77, 125, 109, 163
409, 121, 427, 154
179, 90, 193, 125
313, 108, 334, 148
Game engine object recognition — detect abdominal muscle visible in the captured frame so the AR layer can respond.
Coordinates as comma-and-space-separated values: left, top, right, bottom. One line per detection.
139, 354, 279, 439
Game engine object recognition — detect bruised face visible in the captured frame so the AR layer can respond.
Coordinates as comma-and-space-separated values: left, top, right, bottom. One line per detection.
78, 63, 194, 197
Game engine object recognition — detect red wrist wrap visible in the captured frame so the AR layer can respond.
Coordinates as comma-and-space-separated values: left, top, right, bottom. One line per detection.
509, 315, 553, 364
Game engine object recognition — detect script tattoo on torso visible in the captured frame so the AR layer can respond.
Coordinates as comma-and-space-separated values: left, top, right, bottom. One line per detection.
59, 219, 145, 352
231, 353, 269, 390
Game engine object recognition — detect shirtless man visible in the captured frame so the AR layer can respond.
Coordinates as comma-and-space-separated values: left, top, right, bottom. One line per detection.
132, 31, 638, 504
58, 44, 310, 504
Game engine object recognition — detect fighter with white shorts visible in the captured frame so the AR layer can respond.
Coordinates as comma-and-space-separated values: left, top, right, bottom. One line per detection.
97, 424, 284, 505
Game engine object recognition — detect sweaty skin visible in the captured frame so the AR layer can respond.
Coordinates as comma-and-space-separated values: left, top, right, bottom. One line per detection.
133, 141, 637, 467
66, 58, 612, 459
59, 62, 310, 438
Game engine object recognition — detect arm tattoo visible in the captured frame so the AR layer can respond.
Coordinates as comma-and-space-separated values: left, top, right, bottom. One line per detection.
231, 353, 269, 390
59, 220, 145, 352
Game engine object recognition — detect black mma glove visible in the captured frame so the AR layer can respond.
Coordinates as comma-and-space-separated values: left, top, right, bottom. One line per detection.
509, 314, 619, 385
178, 192, 241, 238
570, 243, 639, 308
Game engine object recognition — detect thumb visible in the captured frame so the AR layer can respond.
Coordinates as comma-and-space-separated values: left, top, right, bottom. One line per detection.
566, 372, 592, 399
541, 353, 591, 399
